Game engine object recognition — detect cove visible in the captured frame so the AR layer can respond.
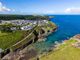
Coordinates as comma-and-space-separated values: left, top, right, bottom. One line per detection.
34, 15, 80, 53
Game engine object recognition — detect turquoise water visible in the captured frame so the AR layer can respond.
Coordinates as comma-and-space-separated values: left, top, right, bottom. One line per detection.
34, 15, 80, 53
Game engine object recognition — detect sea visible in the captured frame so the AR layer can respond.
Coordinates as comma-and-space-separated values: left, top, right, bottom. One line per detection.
33, 15, 80, 53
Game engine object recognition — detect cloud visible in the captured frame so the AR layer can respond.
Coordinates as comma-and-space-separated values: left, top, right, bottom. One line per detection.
0, 2, 15, 12
65, 7, 80, 13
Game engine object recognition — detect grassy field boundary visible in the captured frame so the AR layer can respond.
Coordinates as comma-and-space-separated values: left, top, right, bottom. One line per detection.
10, 25, 38, 51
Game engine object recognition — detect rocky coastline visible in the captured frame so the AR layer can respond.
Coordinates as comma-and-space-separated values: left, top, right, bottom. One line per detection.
38, 34, 80, 60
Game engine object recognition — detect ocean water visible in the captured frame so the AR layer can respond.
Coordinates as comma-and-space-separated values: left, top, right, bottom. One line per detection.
47, 15, 80, 42
34, 15, 80, 53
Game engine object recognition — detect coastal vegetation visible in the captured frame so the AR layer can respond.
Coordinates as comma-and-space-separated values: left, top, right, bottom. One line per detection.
40, 39, 80, 60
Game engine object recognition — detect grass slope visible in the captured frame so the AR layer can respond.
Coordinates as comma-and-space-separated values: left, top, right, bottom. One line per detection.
0, 31, 28, 50
40, 39, 80, 60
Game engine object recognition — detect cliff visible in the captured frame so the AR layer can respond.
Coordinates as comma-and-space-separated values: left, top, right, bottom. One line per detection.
1, 20, 57, 60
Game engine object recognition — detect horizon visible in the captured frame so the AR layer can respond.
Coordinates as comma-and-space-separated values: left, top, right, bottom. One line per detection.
0, 0, 80, 15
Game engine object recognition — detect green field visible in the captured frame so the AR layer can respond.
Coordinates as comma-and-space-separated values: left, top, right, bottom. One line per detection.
0, 30, 28, 50
40, 39, 80, 60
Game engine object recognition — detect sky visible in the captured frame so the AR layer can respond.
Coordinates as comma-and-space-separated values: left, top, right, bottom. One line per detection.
0, 0, 80, 14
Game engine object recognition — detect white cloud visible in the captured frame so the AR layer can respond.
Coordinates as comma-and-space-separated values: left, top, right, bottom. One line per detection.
65, 7, 80, 13
0, 2, 15, 12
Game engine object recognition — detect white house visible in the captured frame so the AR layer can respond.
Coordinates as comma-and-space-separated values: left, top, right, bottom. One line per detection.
21, 25, 33, 30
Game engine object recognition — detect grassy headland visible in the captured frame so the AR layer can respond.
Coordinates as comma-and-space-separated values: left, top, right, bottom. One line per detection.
0, 15, 57, 59
40, 36, 80, 60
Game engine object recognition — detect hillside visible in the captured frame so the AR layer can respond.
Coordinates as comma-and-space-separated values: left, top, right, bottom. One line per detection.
40, 35, 80, 60
1, 19, 57, 59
